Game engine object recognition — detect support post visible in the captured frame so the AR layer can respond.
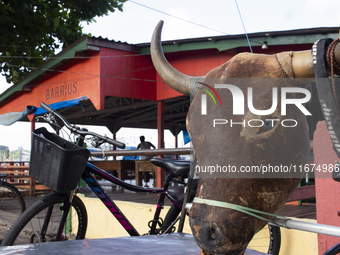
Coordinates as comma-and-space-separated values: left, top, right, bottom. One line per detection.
175, 134, 178, 159
106, 124, 121, 161
170, 126, 181, 160
31, 118, 35, 142
113, 132, 116, 160
157, 100, 164, 188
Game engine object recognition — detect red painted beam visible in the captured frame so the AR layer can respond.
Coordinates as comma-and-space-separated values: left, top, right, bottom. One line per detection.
157, 100, 164, 188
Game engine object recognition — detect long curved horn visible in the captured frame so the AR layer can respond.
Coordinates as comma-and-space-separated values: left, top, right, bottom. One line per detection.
292, 42, 340, 78
151, 20, 199, 96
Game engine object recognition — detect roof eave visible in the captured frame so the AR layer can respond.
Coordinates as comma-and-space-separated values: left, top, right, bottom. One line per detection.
0, 36, 90, 103
139, 26, 340, 54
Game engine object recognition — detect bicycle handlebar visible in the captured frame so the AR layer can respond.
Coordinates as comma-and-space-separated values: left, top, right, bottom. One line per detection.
40, 102, 126, 149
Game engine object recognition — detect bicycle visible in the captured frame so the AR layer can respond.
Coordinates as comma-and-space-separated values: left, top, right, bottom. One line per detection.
1, 102, 280, 255
0, 173, 26, 243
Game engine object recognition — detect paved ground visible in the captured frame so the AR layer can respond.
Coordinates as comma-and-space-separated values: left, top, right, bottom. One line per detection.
0, 233, 267, 255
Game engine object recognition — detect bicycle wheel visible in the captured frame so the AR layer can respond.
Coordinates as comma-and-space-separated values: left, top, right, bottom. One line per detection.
0, 181, 26, 243
1, 192, 87, 246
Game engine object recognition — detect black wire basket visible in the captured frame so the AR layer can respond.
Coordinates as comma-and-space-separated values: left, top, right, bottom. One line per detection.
29, 127, 90, 193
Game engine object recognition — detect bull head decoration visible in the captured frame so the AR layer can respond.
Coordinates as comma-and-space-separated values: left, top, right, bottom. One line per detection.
151, 20, 339, 255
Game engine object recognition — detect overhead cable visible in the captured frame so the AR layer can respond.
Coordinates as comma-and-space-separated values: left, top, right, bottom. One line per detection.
234, 0, 253, 53
128, 0, 229, 36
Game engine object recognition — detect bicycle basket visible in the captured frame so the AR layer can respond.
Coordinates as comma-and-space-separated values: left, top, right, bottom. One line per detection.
29, 127, 90, 192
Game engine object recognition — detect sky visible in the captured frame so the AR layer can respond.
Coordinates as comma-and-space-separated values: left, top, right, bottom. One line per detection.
0, 0, 340, 151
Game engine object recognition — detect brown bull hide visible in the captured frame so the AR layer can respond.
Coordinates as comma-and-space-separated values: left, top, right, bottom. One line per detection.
188, 53, 310, 255
150, 21, 310, 255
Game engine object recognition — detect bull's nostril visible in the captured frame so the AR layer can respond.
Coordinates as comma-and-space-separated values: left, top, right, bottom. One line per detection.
209, 227, 216, 240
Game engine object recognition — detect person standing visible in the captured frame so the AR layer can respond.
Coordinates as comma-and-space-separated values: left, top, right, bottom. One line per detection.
136, 136, 156, 160
136, 136, 156, 186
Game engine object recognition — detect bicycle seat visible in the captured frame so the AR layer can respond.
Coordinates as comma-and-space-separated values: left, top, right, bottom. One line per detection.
150, 158, 190, 177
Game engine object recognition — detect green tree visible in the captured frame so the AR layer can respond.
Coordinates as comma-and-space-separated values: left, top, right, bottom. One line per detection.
0, 145, 8, 151
0, 0, 126, 83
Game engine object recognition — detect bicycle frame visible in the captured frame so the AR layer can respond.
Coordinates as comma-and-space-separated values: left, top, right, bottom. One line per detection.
32, 110, 188, 241
78, 162, 184, 236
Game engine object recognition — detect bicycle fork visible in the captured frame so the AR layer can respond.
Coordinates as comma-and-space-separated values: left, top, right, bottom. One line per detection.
38, 204, 54, 242
55, 192, 74, 241
38, 192, 73, 242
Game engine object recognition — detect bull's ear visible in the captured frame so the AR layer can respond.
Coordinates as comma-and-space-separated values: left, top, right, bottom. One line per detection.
291, 51, 315, 79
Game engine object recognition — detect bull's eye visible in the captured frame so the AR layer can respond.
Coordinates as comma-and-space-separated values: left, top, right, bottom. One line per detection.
257, 119, 276, 134
263, 120, 273, 129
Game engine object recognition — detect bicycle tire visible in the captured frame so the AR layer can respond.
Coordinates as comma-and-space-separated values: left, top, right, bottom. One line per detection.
0, 181, 26, 243
267, 224, 281, 255
163, 183, 281, 255
323, 243, 340, 255
247, 223, 281, 255
1, 192, 87, 246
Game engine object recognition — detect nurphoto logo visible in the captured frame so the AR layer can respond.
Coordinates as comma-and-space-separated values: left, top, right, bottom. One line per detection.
199, 83, 311, 128
197, 82, 222, 115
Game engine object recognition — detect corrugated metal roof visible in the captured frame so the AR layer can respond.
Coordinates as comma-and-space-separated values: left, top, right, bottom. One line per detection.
137, 26, 340, 47
138, 26, 340, 54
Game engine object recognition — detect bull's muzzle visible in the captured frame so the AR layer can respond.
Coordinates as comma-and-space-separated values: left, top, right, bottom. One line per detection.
190, 217, 247, 255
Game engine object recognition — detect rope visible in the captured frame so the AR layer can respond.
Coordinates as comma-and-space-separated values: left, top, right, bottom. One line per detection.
326, 38, 340, 115
193, 197, 289, 223
275, 53, 297, 86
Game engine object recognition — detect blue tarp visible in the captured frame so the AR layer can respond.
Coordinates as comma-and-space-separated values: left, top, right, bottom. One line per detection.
122, 146, 138, 160
182, 127, 191, 144
0, 106, 37, 126
34, 97, 87, 115
0, 97, 87, 126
